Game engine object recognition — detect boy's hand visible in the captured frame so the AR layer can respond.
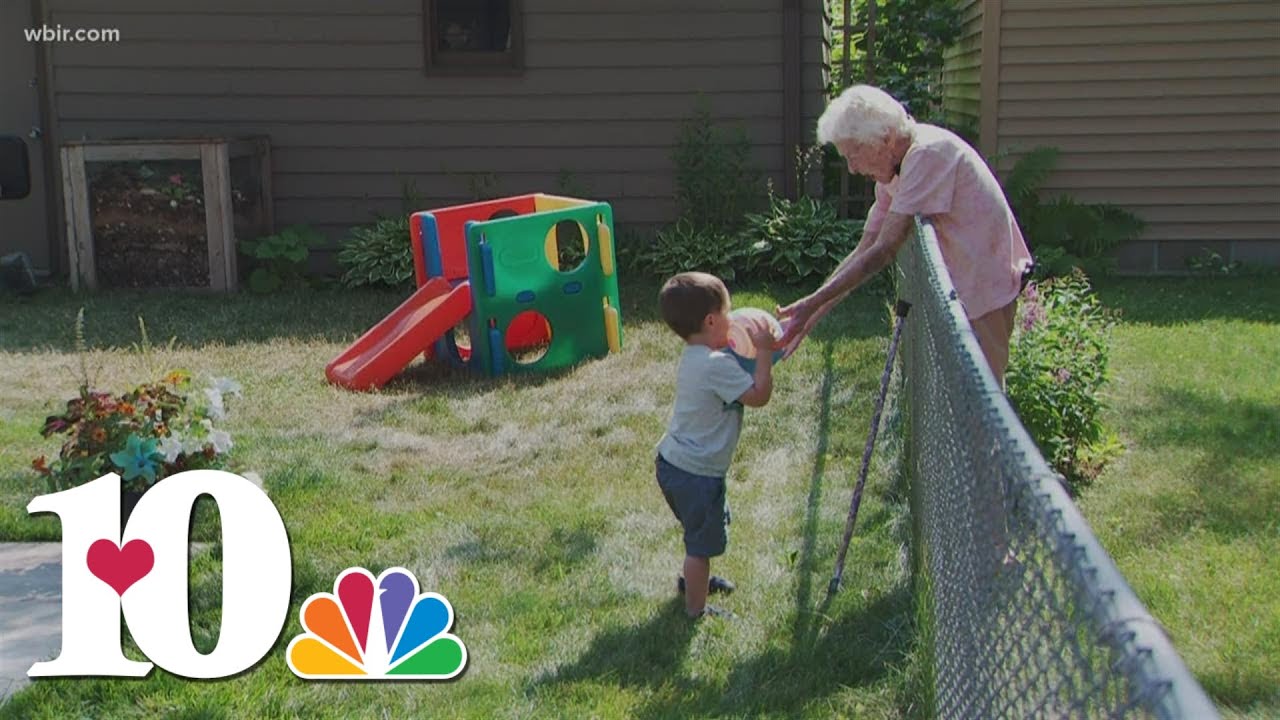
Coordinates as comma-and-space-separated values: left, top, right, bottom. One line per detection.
744, 315, 779, 354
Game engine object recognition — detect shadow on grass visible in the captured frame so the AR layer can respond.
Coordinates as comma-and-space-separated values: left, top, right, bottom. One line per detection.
0, 287, 410, 353
528, 598, 700, 694
1093, 276, 1280, 327
792, 341, 836, 644
695, 588, 908, 718
443, 520, 600, 581
0, 277, 670, 354
1129, 387, 1280, 539
528, 588, 909, 718
528, 339, 915, 716
384, 353, 577, 394
0, 278, 898, 354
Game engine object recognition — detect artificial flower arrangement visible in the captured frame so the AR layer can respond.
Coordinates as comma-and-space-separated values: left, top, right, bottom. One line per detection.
33, 370, 240, 494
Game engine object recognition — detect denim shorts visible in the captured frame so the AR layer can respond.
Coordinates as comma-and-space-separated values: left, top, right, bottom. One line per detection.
655, 454, 729, 558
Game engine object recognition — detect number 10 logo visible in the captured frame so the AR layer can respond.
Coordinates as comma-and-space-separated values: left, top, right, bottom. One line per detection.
27, 471, 291, 679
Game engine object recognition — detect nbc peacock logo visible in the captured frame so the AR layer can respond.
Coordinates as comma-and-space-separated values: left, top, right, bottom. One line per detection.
286, 566, 467, 680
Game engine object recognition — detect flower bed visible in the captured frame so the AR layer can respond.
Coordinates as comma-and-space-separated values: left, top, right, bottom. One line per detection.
33, 370, 239, 494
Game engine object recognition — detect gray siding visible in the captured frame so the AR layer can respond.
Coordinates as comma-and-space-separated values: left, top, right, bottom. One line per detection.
941, 0, 983, 139
996, 0, 1280, 272
46, 0, 828, 246
802, 0, 828, 143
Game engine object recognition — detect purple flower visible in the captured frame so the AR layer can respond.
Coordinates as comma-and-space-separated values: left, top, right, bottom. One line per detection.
1055, 368, 1071, 384
1021, 303, 1045, 333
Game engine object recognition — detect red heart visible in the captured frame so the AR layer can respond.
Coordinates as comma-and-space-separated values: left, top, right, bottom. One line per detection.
86, 539, 154, 596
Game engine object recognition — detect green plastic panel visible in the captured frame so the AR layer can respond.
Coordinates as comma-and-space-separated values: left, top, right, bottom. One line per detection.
464, 202, 623, 375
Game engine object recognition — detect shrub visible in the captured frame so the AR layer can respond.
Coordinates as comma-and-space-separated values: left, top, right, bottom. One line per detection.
826, 1, 963, 124
671, 98, 764, 236
738, 145, 891, 291
861, 0, 964, 124
337, 215, 414, 289
740, 193, 864, 284
1002, 147, 1145, 280
1006, 270, 1121, 491
239, 224, 325, 293
1185, 248, 1246, 277
635, 219, 749, 282
612, 226, 654, 277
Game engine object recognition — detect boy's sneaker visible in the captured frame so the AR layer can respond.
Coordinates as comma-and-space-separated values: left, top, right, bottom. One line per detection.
677, 575, 736, 595
691, 604, 735, 620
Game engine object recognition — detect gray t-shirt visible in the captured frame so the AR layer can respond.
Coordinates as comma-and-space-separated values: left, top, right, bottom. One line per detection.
656, 344, 756, 477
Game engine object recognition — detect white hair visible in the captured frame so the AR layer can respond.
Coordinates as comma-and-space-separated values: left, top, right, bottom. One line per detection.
816, 85, 914, 146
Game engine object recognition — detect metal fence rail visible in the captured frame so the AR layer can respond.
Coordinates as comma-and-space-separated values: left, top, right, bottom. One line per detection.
900, 219, 1219, 719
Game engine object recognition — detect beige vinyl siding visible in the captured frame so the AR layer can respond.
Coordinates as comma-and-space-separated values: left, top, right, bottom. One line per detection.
942, 0, 983, 139
46, 0, 827, 245
996, 0, 1280, 272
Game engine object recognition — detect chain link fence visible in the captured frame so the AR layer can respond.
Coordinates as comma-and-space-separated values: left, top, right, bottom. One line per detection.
899, 219, 1219, 719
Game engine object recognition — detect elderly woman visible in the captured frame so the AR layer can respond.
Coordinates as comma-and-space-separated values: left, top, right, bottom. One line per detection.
776, 84, 1032, 382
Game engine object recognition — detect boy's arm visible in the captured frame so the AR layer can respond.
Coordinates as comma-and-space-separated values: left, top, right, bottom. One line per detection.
737, 357, 773, 407
737, 322, 775, 407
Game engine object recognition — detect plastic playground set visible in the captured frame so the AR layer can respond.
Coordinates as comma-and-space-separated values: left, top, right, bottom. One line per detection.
325, 193, 624, 390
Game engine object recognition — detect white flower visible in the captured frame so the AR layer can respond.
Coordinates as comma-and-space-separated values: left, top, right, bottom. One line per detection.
208, 428, 233, 454
204, 388, 226, 421
158, 434, 184, 463
182, 430, 206, 455
212, 377, 242, 398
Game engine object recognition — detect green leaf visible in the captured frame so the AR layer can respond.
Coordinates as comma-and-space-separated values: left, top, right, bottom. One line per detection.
1005, 146, 1059, 209
249, 267, 282, 294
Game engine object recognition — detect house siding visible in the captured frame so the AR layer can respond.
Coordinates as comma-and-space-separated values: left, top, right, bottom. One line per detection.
801, 0, 829, 180
44, 0, 827, 249
941, 0, 983, 140
995, 0, 1280, 272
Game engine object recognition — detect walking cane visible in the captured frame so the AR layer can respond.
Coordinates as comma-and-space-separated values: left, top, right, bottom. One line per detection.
828, 299, 911, 596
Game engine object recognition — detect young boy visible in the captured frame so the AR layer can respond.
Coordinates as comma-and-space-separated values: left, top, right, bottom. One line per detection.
655, 272, 777, 619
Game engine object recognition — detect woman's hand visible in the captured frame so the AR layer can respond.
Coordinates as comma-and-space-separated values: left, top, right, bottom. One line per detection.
776, 295, 828, 358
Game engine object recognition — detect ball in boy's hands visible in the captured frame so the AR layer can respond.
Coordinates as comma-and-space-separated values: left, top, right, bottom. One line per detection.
726, 307, 785, 374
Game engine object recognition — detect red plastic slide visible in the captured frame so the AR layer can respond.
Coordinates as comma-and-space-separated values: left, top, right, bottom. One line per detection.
325, 278, 473, 391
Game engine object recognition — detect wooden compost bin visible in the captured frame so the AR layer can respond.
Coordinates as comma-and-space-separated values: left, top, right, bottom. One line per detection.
60, 137, 272, 291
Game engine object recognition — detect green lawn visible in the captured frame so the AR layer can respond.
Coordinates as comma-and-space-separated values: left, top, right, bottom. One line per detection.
3, 275, 1274, 718
1086, 277, 1280, 719
0, 281, 922, 718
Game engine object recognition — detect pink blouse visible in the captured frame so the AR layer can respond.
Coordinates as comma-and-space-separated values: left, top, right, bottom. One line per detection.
866, 124, 1033, 319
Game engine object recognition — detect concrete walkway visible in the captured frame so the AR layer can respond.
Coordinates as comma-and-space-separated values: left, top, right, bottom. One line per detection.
0, 542, 62, 701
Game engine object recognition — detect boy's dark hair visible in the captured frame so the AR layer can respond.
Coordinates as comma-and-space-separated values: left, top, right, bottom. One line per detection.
659, 272, 728, 339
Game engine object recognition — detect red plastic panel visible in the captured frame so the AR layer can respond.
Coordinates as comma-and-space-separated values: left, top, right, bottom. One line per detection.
325, 278, 473, 390
424, 195, 538, 282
